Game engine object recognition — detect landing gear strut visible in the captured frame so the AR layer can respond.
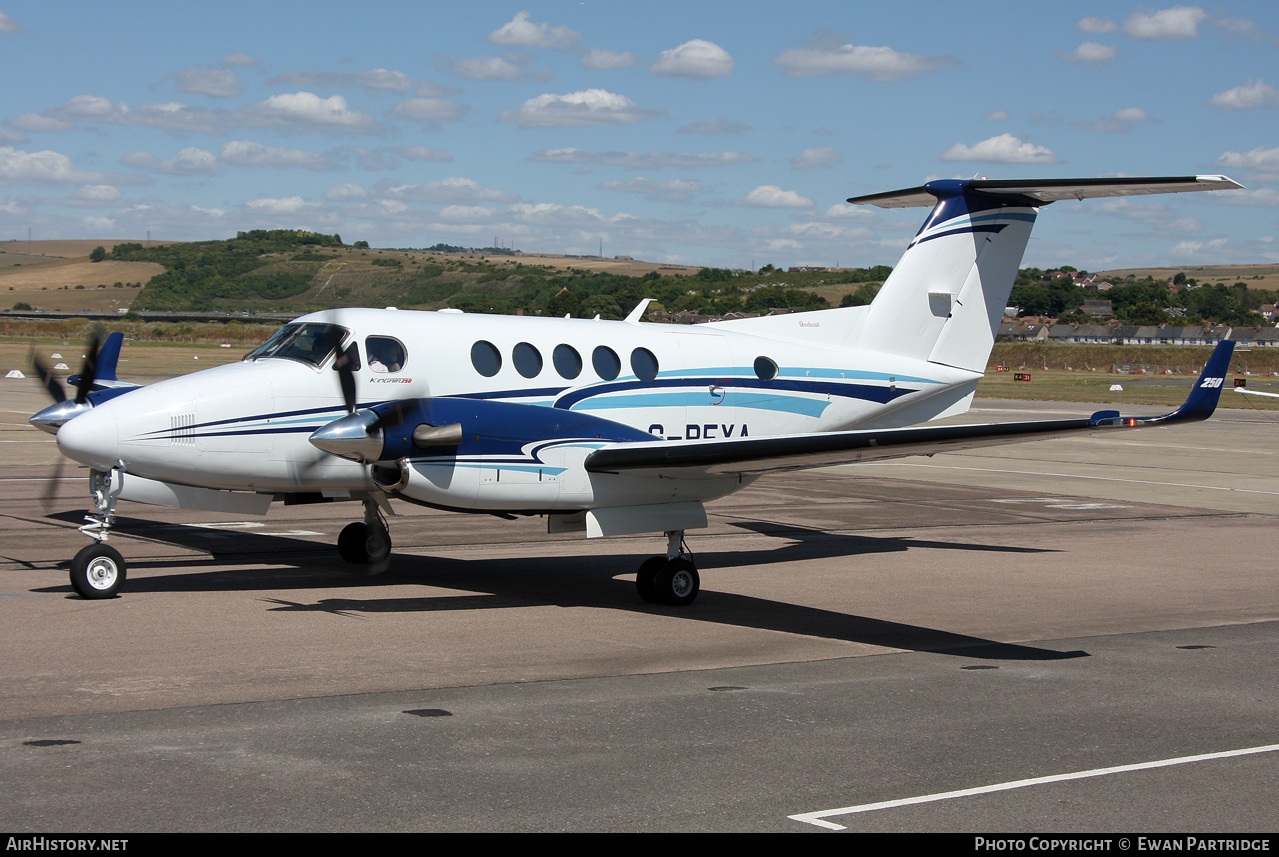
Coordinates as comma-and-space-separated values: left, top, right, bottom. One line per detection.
636, 530, 699, 606
337, 495, 392, 569
69, 469, 127, 599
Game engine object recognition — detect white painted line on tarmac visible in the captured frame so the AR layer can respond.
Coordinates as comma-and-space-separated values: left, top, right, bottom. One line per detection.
0, 477, 79, 481
859, 462, 1279, 496
789, 743, 1279, 830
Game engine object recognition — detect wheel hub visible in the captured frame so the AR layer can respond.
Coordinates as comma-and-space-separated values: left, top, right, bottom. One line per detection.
86, 558, 118, 590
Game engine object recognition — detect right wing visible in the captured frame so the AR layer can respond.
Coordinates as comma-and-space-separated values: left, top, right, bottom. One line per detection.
585, 340, 1235, 478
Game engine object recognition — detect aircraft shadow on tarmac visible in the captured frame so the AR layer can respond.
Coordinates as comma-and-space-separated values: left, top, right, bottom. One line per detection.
36, 512, 1079, 662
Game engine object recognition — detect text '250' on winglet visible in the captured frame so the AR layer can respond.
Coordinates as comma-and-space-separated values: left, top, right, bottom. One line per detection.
1089, 339, 1235, 429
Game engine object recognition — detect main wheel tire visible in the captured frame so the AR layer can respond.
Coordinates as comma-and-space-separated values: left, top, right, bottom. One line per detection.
654, 557, 699, 606
635, 556, 666, 603
70, 543, 126, 599
337, 522, 370, 563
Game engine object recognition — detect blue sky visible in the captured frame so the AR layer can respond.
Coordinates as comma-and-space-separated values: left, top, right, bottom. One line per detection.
1, 2, 1277, 271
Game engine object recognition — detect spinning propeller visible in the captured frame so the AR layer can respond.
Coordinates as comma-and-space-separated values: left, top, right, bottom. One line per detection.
29, 327, 104, 510
29, 327, 104, 434
316, 330, 419, 464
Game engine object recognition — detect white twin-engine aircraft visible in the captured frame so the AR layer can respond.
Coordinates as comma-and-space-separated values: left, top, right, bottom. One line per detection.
33, 175, 1242, 605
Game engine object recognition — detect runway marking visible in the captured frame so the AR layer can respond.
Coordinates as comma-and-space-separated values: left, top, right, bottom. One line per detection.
789, 742, 1279, 830
0, 477, 80, 481
860, 462, 1279, 496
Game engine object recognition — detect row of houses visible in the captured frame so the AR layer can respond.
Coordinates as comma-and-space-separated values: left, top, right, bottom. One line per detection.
999, 323, 1279, 347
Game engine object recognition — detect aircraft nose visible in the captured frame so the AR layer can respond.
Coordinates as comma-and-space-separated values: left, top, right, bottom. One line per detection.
56, 403, 120, 470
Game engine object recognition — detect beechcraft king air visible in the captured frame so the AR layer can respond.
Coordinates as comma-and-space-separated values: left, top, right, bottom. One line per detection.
33, 175, 1242, 604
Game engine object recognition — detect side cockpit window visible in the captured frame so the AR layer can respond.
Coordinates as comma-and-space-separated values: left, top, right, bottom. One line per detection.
366, 336, 407, 373
247, 322, 347, 369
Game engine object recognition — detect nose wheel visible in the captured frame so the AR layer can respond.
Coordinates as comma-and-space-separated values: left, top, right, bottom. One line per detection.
70, 543, 126, 599
337, 521, 392, 564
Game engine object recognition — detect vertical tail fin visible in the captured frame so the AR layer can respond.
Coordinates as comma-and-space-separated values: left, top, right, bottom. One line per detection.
848, 175, 1243, 373
856, 180, 1036, 372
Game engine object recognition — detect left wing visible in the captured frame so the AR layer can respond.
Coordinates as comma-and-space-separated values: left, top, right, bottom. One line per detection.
586, 340, 1235, 478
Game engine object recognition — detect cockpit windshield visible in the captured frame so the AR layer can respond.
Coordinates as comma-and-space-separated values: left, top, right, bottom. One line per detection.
246, 322, 348, 368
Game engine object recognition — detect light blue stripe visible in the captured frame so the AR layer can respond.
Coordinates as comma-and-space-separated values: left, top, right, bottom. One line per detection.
664, 366, 942, 384
779, 367, 938, 384
572, 391, 829, 417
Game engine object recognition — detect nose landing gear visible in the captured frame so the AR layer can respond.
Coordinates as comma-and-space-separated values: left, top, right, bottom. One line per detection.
337, 495, 393, 570
68, 469, 127, 599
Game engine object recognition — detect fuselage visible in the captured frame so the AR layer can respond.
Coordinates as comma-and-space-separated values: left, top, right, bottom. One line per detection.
55, 306, 980, 511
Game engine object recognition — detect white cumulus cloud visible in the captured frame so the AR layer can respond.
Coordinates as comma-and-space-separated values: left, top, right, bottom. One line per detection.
738, 186, 814, 208
0, 12, 21, 33
1063, 42, 1117, 65
1209, 80, 1279, 110
488, 11, 581, 50
1215, 146, 1279, 181
220, 141, 333, 170
323, 183, 368, 202
384, 177, 515, 204
774, 42, 954, 80
156, 147, 222, 176
1123, 6, 1207, 40
651, 40, 734, 78
941, 134, 1058, 164
243, 196, 320, 215
499, 89, 661, 128
73, 185, 123, 204
0, 146, 109, 185
256, 92, 373, 129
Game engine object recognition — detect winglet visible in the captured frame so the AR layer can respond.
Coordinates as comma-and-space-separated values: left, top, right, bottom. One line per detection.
1089, 339, 1234, 428
1165, 338, 1235, 422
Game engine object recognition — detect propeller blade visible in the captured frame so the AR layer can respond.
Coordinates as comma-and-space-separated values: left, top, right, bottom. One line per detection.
73, 327, 102, 405
334, 343, 358, 414
29, 347, 66, 404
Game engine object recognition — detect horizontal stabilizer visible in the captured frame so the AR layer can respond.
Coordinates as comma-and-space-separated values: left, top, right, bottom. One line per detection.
848, 175, 1243, 208
586, 341, 1235, 477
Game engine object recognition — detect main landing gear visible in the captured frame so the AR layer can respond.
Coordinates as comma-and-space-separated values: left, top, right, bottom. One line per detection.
69, 469, 126, 599
636, 530, 700, 606
337, 495, 392, 568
